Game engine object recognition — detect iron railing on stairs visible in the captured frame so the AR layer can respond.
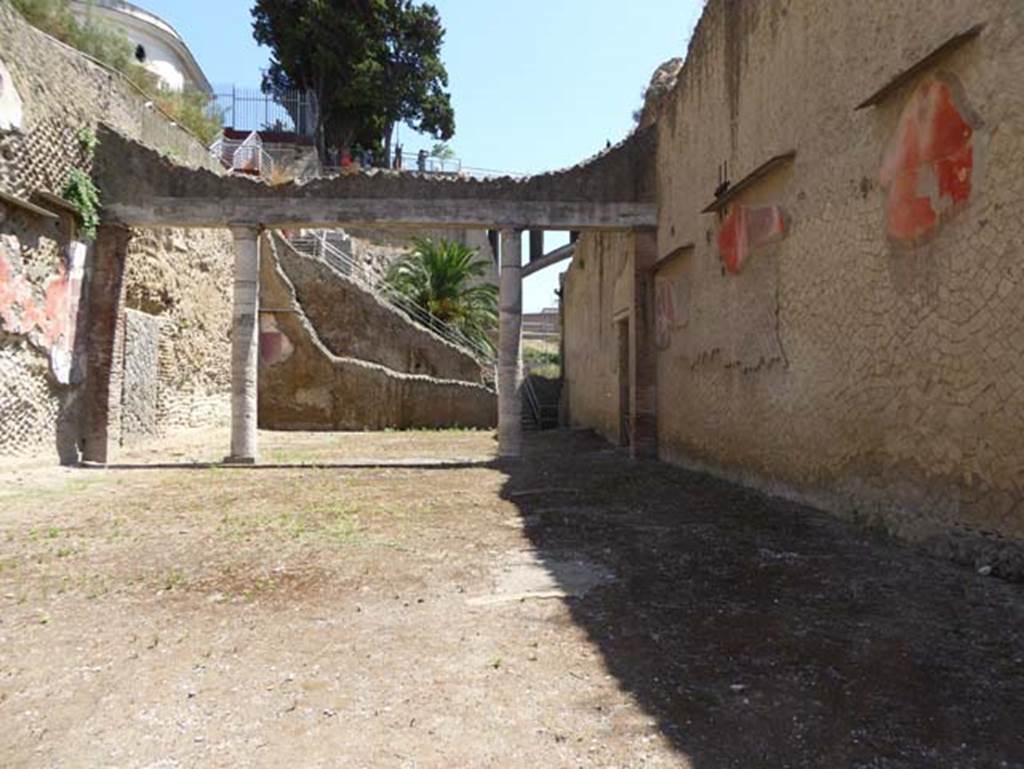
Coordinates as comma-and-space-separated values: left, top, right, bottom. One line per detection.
277, 231, 498, 380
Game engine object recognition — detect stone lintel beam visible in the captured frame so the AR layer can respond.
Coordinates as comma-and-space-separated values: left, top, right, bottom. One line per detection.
102, 198, 657, 232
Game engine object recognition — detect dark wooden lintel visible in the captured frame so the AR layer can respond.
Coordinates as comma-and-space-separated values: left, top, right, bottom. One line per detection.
32, 190, 81, 218
855, 23, 984, 110
0, 189, 61, 221
701, 151, 796, 214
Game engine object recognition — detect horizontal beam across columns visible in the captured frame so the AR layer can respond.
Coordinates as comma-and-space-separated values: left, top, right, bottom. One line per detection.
103, 197, 657, 231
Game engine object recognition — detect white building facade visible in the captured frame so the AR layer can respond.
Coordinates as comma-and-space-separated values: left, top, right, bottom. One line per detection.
69, 0, 211, 93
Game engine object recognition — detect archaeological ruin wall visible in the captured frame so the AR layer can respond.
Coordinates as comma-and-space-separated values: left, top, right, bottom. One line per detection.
0, 3, 234, 460
563, 0, 1024, 563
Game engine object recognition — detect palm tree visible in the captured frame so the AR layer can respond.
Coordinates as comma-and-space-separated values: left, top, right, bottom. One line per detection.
382, 237, 498, 356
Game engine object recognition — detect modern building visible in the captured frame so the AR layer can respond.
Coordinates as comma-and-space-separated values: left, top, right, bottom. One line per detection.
69, 0, 211, 93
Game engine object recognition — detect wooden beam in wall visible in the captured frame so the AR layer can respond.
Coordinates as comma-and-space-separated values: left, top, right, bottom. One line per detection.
521, 242, 576, 278
0, 189, 61, 221
700, 151, 796, 214
855, 24, 984, 110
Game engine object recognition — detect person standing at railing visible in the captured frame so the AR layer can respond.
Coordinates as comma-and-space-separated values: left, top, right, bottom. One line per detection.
417, 149, 428, 173
393, 143, 403, 170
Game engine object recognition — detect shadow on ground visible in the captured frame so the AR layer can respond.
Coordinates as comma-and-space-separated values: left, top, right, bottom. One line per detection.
84, 460, 493, 471
500, 430, 1024, 768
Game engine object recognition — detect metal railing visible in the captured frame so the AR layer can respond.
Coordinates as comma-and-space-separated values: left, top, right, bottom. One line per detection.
279, 231, 497, 371
212, 86, 315, 136
321, 153, 526, 180
522, 373, 542, 428
209, 136, 277, 179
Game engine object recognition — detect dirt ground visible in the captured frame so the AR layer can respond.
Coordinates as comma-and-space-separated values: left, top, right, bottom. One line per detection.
0, 428, 1021, 768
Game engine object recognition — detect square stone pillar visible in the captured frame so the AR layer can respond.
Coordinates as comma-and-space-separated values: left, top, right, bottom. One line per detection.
81, 224, 131, 464
227, 226, 261, 464
630, 228, 658, 459
498, 229, 524, 458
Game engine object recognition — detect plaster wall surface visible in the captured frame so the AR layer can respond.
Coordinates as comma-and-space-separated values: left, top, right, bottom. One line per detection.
563, 231, 632, 445
564, 0, 1024, 556
0, 3, 229, 460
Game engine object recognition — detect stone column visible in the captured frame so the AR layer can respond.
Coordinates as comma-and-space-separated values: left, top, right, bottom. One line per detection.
498, 229, 524, 458
81, 224, 131, 465
227, 226, 261, 464
630, 228, 658, 459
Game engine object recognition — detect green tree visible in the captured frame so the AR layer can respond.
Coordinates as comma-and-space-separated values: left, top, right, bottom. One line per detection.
251, 0, 456, 163
430, 142, 455, 160
383, 238, 497, 355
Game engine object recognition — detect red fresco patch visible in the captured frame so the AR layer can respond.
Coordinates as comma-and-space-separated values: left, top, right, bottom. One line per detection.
880, 77, 975, 245
0, 242, 79, 378
260, 331, 283, 364
717, 204, 786, 275
259, 314, 294, 366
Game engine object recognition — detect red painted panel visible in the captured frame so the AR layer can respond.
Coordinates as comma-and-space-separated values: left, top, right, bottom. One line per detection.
0, 241, 83, 381
718, 204, 785, 275
880, 77, 975, 245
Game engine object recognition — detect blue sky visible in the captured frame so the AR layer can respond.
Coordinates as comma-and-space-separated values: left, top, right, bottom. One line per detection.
144, 0, 704, 310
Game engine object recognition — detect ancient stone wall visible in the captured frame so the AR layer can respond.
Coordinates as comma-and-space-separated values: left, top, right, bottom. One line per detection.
564, 0, 1024, 558
259, 238, 496, 431
0, 4, 230, 460
273, 239, 485, 383
563, 231, 633, 445
124, 228, 232, 434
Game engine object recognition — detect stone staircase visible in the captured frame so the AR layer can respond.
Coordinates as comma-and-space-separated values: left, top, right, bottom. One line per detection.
522, 372, 562, 431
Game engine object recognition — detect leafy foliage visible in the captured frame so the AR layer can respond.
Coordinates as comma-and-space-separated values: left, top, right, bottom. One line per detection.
430, 141, 454, 160
11, 0, 221, 143
383, 238, 497, 354
61, 168, 101, 241
251, 0, 455, 160
75, 126, 98, 157
153, 90, 224, 145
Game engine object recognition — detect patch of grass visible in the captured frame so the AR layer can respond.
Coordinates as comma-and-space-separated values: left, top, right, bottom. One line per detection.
218, 503, 360, 548
163, 567, 187, 591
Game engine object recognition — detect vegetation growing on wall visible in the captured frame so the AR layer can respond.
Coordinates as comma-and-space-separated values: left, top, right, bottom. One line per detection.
61, 168, 100, 241
60, 125, 101, 240
10, 0, 222, 143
